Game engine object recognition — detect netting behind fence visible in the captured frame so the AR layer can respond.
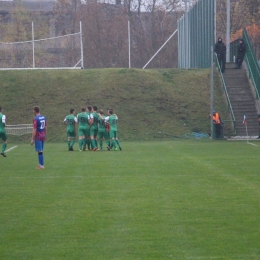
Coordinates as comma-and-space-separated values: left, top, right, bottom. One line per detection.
0, 33, 82, 69
6, 124, 33, 136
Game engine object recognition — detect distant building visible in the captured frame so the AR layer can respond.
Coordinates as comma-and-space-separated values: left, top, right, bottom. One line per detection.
0, 0, 55, 12
0, 0, 56, 38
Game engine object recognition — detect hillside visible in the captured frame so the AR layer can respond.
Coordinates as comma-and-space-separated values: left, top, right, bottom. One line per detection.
0, 68, 233, 142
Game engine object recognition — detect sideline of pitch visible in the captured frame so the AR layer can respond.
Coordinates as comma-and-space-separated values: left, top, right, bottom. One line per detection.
227, 136, 259, 146
247, 142, 258, 146
5, 146, 18, 153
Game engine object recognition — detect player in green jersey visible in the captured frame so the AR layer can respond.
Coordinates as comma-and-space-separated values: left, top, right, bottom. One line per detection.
87, 105, 97, 151
105, 109, 122, 151
77, 107, 89, 151
0, 107, 7, 157
64, 108, 78, 151
92, 106, 99, 149
98, 109, 110, 150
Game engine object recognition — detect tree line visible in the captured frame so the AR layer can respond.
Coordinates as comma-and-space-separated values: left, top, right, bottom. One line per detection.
217, 0, 260, 60
0, 0, 260, 68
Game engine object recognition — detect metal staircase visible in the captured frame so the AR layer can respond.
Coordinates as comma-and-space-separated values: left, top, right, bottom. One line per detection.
223, 62, 259, 136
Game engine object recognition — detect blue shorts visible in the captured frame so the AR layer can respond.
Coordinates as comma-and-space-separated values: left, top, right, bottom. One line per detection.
35, 140, 44, 152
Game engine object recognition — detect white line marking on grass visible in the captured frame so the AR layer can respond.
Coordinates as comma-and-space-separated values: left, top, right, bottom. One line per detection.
12, 176, 85, 179
187, 255, 253, 259
10, 175, 130, 179
5, 146, 18, 153
247, 142, 258, 146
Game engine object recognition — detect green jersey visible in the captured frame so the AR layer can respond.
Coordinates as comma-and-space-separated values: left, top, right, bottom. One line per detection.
64, 114, 77, 132
0, 113, 6, 132
0, 113, 7, 141
92, 112, 99, 130
86, 112, 93, 125
98, 115, 106, 132
77, 112, 89, 127
105, 114, 118, 131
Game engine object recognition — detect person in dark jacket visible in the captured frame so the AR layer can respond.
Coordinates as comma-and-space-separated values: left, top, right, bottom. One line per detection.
235, 39, 246, 69
214, 37, 226, 73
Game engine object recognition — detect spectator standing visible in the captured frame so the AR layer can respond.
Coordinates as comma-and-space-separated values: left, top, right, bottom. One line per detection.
214, 37, 226, 73
211, 111, 222, 139
235, 39, 246, 69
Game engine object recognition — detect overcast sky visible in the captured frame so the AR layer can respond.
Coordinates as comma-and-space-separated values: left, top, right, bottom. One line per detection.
0, 0, 56, 2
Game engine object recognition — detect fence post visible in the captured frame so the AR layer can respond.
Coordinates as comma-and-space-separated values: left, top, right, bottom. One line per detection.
32, 21, 35, 69
80, 21, 84, 69
128, 20, 131, 69
226, 0, 230, 62
210, 46, 214, 139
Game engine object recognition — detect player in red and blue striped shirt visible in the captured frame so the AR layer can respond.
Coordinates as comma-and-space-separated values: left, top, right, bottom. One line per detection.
30, 106, 47, 170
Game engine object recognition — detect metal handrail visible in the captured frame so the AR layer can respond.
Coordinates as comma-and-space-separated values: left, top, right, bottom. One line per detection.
229, 39, 239, 62
242, 29, 260, 100
245, 55, 260, 99
215, 53, 236, 133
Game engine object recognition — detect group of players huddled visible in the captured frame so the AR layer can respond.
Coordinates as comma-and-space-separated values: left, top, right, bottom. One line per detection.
63, 105, 122, 152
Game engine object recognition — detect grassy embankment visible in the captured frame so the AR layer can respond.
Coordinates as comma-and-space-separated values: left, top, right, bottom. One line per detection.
0, 68, 232, 142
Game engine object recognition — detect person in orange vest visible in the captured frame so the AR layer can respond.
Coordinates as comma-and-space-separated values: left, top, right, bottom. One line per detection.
211, 111, 222, 138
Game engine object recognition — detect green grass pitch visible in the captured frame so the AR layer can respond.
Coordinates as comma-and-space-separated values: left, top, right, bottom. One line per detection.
0, 140, 259, 259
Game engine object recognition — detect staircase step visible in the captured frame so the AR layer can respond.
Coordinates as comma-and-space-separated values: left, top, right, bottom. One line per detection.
231, 102, 256, 107
225, 84, 249, 87
232, 106, 257, 109
230, 99, 255, 102
226, 83, 250, 87
221, 65, 259, 137
233, 112, 258, 117
227, 89, 252, 93
235, 124, 258, 127
224, 72, 247, 76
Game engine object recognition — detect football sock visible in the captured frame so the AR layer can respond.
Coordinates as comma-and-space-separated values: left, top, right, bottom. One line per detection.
111, 140, 116, 149
106, 140, 110, 147
82, 138, 86, 148
2, 143, 7, 153
71, 138, 75, 148
38, 152, 44, 167
68, 140, 71, 149
91, 139, 96, 149
95, 139, 97, 147
87, 139, 91, 149
78, 139, 83, 150
116, 139, 121, 148
112, 139, 116, 148
99, 140, 103, 149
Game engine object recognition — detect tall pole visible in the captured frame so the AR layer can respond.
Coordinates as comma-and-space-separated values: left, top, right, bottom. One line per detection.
210, 46, 214, 139
128, 20, 131, 69
214, 0, 216, 42
226, 0, 230, 62
80, 21, 84, 69
32, 21, 35, 69
185, 0, 189, 69
143, 29, 178, 69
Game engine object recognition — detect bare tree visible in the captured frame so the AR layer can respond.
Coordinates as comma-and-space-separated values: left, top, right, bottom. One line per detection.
54, 0, 182, 68
54, 0, 81, 35
216, 0, 259, 41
